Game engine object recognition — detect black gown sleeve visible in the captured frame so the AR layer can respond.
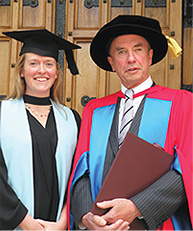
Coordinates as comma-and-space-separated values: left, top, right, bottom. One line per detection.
0, 147, 28, 230
71, 109, 81, 137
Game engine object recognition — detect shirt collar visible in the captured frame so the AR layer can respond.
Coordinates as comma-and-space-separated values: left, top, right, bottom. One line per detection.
121, 76, 153, 95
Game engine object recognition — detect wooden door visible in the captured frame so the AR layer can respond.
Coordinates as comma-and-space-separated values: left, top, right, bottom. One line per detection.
0, 0, 56, 100
65, 0, 182, 116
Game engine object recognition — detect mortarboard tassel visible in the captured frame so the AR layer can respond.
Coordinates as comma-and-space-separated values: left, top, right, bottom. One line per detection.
65, 50, 79, 75
165, 35, 182, 59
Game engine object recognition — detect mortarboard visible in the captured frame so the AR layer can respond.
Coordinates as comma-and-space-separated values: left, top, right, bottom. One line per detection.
3, 29, 81, 75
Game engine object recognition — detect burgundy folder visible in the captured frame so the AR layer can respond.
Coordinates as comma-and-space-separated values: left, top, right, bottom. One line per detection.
90, 132, 175, 230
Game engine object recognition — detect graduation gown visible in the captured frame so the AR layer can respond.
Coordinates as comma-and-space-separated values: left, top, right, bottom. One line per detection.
0, 97, 78, 229
67, 85, 193, 230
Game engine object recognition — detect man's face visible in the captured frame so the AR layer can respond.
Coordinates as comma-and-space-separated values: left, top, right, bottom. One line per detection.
107, 34, 153, 89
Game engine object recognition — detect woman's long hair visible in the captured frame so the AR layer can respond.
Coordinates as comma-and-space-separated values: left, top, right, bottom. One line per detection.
6, 54, 63, 107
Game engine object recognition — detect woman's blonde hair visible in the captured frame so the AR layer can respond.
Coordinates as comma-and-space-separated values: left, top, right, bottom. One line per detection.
6, 54, 63, 107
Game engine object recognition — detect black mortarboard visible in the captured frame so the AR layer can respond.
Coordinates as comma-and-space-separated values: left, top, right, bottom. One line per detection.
3, 29, 81, 75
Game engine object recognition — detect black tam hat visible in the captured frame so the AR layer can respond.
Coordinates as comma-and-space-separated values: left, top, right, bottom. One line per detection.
3, 29, 81, 75
90, 15, 168, 71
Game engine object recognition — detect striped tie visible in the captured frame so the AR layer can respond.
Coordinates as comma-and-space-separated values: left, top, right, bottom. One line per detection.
119, 89, 134, 147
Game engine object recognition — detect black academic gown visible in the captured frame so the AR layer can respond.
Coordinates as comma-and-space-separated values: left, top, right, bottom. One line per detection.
0, 109, 59, 230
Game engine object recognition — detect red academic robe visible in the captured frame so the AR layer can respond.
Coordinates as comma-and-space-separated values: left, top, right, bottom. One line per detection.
67, 85, 193, 230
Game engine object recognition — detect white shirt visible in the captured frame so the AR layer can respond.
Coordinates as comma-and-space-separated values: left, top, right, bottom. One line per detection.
118, 76, 153, 133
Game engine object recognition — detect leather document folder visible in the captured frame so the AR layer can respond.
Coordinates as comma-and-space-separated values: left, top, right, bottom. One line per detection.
90, 132, 175, 230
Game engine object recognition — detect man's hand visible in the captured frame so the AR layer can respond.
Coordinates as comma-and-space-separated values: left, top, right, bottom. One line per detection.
97, 198, 141, 225
82, 212, 130, 230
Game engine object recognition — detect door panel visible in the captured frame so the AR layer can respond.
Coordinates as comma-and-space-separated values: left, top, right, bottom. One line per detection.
183, 28, 193, 90
65, 0, 109, 115
65, 0, 182, 116
182, 1, 193, 92
0, 0, 188, 116
0, 5, 11, 28
0, 38, 10, 99
76, 1, 100, 28
0, 0, 56, 100
20, 1, 46, 28
111, 5, 133, 18
74, 41, 98, 113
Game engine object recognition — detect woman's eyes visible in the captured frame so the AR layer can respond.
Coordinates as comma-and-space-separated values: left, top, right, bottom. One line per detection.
46, 62, 54, 67
29, 62, 36, 66
28, 61, 54, 67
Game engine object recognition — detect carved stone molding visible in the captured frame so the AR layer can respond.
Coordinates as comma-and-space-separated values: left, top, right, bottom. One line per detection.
181, 84, 193, 92
55, 0, 66, 72
0, 95, 6, 100
145, 0, 166, 7
0, 0, 10, 6
84, 0, 166, 9
23, 0, 38, 8
84, 0, 131, 8
0, 0, 38, 7
184, 0, 193, 28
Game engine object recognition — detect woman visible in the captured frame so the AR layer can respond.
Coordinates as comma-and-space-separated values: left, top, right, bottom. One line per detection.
0, 29, 81, 230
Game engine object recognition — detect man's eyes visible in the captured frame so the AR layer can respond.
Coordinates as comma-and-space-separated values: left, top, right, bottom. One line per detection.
117, 50, 126, 55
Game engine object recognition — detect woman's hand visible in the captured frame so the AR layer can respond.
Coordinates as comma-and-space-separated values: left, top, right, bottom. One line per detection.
36, 203, 67, 230
19, 213, 44, 230
36, 219, 67, 230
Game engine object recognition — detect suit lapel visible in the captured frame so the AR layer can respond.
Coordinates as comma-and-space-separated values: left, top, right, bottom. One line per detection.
102, 95, 147, 183
129, 94, 147, 135
102, 97, 120, 182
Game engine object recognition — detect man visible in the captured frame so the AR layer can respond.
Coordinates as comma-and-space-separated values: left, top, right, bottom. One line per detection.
68, 15, 192, 230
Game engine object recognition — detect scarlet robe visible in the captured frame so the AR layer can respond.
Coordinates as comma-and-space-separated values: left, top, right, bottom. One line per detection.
67, 85, 192, 230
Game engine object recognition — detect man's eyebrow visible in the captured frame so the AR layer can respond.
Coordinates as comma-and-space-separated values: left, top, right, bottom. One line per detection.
134, 42, 144, 47
115, 42, 144, 50
113, 42, 146, 53
115, 47, 125, 51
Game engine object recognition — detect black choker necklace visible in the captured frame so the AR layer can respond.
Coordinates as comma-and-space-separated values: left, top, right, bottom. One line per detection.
23, 95, 51, 105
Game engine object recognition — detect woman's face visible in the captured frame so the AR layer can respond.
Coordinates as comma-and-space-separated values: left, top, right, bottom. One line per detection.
21, 53, 58, 97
